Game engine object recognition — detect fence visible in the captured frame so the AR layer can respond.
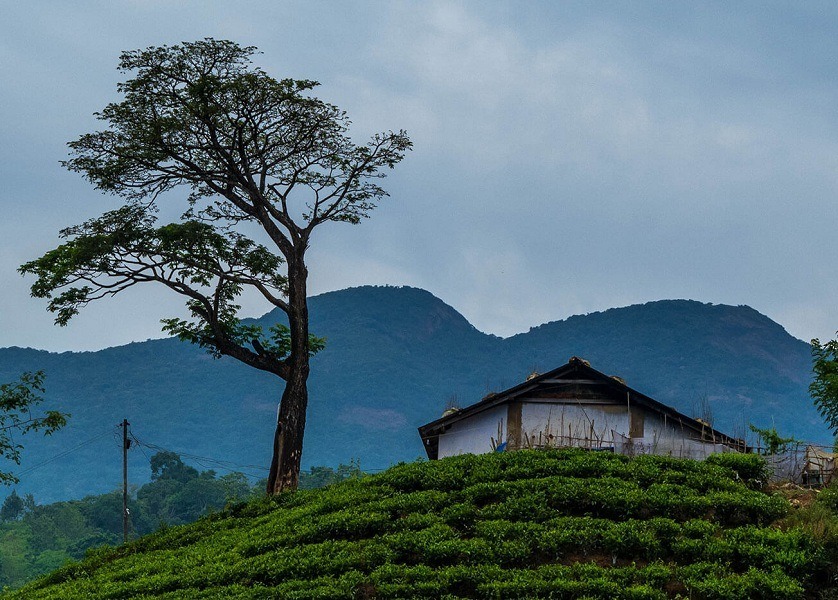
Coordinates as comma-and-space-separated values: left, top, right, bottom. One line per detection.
523, 431, 834, 486
767, 443, 838, 486
524, 431, 738, 460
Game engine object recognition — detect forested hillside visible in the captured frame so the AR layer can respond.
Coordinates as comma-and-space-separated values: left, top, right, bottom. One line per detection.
0, 286, 823, 504
0, 453, 359, 588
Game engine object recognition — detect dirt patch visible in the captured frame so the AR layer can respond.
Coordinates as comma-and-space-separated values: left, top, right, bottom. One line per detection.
769, 482, 819, 508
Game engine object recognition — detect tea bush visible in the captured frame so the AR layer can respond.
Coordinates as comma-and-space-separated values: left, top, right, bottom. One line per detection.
5, 449, 826, 599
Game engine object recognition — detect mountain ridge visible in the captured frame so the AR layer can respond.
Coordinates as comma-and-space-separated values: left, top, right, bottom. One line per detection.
0, 285, 825, 504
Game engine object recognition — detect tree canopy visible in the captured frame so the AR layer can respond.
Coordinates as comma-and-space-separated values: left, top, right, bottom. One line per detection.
0, 490, 25, 522
149, 451, 199, 483
0, 372, 67, 485
0, 455, 363, 588
811, 335, 838, 434
20, 39, 410, 492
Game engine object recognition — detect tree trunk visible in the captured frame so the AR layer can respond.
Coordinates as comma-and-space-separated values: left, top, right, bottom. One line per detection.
266, 251, 310, 494
266, 362, 307, 493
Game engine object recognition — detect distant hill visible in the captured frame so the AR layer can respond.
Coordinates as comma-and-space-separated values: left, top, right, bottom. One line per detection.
0, 286, 825, 503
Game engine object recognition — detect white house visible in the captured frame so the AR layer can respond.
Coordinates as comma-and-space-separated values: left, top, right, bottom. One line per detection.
418, 357, 744, 460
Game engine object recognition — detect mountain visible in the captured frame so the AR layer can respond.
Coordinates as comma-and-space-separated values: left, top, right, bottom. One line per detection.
0, 286, 825, 503
503, 300, 816, 434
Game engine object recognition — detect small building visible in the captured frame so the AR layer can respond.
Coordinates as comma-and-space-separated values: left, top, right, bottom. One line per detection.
418, 357, 745, 460
802, 445, 835, 486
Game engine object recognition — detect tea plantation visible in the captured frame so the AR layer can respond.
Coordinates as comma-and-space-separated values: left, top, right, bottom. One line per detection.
5, 450, 835, 599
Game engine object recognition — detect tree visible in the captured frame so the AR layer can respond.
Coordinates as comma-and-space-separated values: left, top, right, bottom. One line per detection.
299, 460, 363, 489
150, 451, 198, 484
811, 335, 838, 434
20, 40, 411, 493
0, 491, 24, 522
748, 423, 796, 455
0, 372, 67, 485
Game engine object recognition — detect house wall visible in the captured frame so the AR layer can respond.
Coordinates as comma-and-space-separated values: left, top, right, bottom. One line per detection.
436, 400, 731, 459
626, 412, 731, 458
519, 400, 728, 458
437, 405, 507, 458
518, 401, 630, 449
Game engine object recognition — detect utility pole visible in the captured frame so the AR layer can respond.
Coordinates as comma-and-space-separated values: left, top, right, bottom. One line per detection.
121, 418, 130, 543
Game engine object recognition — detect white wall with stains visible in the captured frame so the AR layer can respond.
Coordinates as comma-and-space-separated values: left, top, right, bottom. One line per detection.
436, 400, 728, 459
520, 402, 630, 448
437, 405, 507, 458
627, 412, 732, 458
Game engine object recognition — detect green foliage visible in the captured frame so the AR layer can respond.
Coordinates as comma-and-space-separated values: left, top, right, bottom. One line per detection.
299, 461, 362, 490
812, 335, 838, 434
149, 452, 199, 483
0, 452, 262, 589
781, 479, 838, 573
0, 454, 366, 589
749, 423, 798, 455
680, 563, 804, 600
3, 449, 831, 599
706, 452, 770, 485
0, 491, 25, 522
0, 372, 68, 486
19, 38, 408, 374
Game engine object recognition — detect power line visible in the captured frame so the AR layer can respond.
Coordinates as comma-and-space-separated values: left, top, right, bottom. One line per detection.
141, 440, 269, 472
129, 431, 152, 463
15, 427, 117, 477
130, 429, 387, 478
128, 432, 269, 479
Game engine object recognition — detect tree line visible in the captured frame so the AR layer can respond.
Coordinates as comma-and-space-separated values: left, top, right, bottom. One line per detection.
0, 452, 361, 589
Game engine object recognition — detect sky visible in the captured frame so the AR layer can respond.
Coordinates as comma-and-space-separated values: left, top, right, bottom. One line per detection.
2, 1, 838, 352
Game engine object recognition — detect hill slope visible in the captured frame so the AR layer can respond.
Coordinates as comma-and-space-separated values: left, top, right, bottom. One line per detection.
504, 299, 815, 432
0, 286, 824, 503
5, 450, 826, 599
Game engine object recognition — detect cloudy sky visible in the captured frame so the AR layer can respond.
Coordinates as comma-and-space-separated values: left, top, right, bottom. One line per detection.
2, 1, 837, 352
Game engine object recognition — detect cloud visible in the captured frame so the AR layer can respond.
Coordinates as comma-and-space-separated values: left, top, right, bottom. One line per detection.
2, 1, 838, 351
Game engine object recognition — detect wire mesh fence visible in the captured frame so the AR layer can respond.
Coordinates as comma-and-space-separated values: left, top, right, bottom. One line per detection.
522, 432, 835, 487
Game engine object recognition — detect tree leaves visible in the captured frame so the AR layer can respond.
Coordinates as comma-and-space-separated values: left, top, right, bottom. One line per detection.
811, 336, 838, 435
20, 204, 295, 370
22, 39, 409, 382
62, 39, 410, 234
21, 38, 410, 492
0, 372, 68, 485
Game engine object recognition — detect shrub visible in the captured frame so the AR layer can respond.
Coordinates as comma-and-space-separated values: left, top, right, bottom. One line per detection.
706, 453, 769, 486
8, 449, 827, 599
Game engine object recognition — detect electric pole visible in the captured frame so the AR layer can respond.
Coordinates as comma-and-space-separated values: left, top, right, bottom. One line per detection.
121, 418, 130, 543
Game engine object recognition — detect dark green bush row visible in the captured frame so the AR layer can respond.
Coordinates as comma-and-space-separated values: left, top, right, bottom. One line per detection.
463, 476, 787, 525
377, 450, 767, 494
7, 450, 811, 599
19, 562, 804, 600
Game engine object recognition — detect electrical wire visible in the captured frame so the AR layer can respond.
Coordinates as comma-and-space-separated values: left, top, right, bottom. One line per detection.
128, 432, 269, 479
129, 431, 152, 463
129, 429, 388, 478
15, 427, 117, 477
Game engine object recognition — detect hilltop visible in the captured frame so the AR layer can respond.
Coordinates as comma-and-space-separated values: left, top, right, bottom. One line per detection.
6, 450, 831, 599
0, 286, 823, 503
